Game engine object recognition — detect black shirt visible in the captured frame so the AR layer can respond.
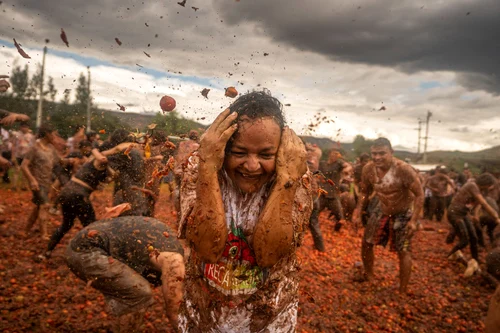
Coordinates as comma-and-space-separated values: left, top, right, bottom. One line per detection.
74, 159, 108, 189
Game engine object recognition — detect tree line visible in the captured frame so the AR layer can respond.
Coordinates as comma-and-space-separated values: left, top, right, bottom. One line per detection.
1, 63, 203, 139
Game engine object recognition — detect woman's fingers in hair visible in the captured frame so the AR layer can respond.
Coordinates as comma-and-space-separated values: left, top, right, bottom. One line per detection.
212, 108, 232, 128
217, 111, 238, 135
220, 123, 238, 143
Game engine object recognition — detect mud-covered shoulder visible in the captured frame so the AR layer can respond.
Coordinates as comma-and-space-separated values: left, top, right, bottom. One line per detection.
395, 159, 420, 187
361, 161, 376, 182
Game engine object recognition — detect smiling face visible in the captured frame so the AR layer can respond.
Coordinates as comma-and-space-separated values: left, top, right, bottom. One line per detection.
370, 145, 393, 170
223, 116, 281, 193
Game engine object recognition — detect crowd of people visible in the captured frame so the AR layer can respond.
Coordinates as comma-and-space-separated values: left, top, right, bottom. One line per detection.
2, 89, 500, 332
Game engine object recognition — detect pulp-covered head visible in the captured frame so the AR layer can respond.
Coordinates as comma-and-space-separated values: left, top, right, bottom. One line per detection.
224, 91, 285, 193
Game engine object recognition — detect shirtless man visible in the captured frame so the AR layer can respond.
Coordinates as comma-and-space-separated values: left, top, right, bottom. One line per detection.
425, 166, 455, 222
352, 138, 423, 293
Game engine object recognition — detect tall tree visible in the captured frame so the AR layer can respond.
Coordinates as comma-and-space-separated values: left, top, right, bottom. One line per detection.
352, 135, 372, 157
47, 76, 57, 102
62, 88, 71, 105
75, 72, 91, 107
25, 64, 43, 100
9, 65, 29, 99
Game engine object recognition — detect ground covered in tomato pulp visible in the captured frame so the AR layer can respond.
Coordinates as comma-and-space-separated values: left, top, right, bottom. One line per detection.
0, 185, 495, 332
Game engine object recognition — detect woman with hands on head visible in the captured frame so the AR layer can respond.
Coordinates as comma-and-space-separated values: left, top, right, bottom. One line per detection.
177, 91, 313, 332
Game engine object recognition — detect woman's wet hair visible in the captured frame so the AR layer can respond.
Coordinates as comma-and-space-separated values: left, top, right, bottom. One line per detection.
37, 123, 55, 139
229, 90, 286, 129
225, 91, 285, 153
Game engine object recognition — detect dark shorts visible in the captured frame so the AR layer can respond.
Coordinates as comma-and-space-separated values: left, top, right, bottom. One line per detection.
32, 185, 49, 206
364, 198, 413, 252
65, 247, 155, 316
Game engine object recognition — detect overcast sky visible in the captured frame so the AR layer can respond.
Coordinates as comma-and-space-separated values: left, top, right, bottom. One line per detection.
1, 0, 499, 152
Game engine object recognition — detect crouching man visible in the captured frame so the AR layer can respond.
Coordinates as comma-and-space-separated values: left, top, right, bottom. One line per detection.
65, 216, 185, 332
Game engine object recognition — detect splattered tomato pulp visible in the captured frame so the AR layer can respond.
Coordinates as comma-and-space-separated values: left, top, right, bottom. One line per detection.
160, 96, 176, 112
225, 86, 238, 98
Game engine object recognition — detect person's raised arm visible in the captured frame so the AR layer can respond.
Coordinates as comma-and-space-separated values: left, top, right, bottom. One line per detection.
91, 142, 136, 169
0, 109, 30, 126
186, 109, 238, 263
99, 142, 135, 157
253, 128, 307, 268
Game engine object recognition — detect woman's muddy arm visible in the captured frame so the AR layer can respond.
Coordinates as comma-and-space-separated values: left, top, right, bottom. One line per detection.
186, 162, 228, 263
253, 127, 307, 268
253, 176, 297, 268
185, 109, 237, 263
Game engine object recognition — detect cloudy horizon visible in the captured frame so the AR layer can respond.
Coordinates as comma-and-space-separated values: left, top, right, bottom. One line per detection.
1, 0, 499, 153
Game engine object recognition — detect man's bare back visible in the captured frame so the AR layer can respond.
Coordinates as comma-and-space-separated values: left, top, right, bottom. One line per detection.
362, 158, 418, 216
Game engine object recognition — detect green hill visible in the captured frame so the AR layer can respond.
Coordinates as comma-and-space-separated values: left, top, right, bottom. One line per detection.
301, 135, 500, 173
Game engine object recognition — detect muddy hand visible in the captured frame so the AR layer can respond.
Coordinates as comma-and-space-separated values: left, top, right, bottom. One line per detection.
198, 108, 238, 170
276, 127, 307, 181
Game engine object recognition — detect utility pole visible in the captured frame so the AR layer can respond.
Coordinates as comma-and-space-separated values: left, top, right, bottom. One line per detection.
36, 46, 47, 128
417, 119, 423, 154
86, 66, 91, 131
423, 111, 432, 163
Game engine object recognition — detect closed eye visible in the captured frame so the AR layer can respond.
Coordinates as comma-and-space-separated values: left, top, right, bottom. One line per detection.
231, 151, 246, 157
260, 153, 275, 160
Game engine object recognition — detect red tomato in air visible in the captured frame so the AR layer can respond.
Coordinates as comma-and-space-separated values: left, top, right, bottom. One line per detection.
160, 95, 176, 112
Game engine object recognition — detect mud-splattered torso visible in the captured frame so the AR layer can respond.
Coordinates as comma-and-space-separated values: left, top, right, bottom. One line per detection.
363, 159, 417, 216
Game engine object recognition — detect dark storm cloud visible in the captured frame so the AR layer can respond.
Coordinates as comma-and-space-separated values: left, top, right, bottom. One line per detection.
0, 0, 229, 71
215, 0, 500, 94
